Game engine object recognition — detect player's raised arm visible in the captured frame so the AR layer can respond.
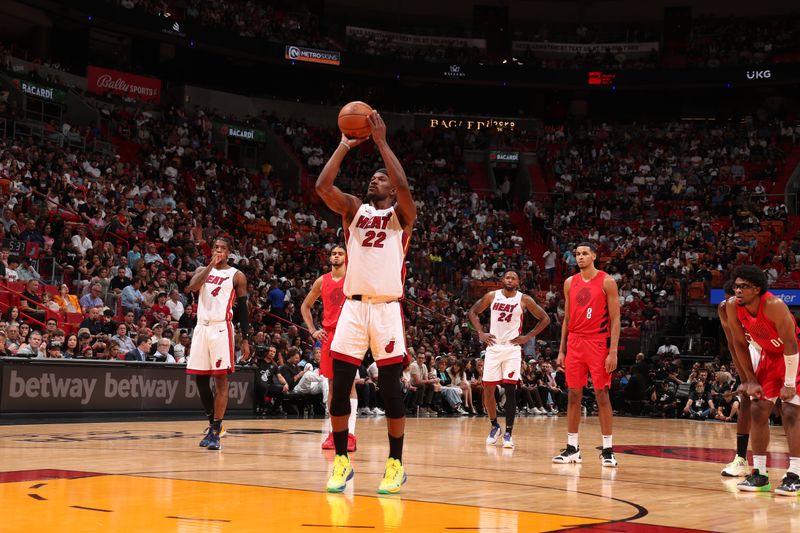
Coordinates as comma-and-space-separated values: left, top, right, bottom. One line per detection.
187, 251, 223, 292
300, 275, 327, 342
368, 112, 416, 232
315, 135, 364, 223
468, 291, 496, 346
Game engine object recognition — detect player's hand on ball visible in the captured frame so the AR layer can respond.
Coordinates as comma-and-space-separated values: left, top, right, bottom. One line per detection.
780, 385, 797, 402
368, 111, 386, 143
340, 132, 368, 150
478, 331, 496, 346
312, 329, 328, 342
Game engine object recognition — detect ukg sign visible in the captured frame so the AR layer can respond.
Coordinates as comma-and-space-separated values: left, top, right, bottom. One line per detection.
87, 66, 162, 102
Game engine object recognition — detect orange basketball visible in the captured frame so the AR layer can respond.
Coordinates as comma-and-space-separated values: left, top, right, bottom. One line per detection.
338, 101, 373, 139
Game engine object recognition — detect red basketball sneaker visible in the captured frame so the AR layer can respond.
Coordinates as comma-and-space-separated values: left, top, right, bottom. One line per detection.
347, 433, 357, 452
321, 432, 335, 450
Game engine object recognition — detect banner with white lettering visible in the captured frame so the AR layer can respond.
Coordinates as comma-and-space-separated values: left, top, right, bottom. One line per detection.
10, 78, 66, 102
415, 114, 539, 133
284, 45, 341, 66
511, 41, 659, 56
214, 122, 267, 143
346, 26, 486, 50
710, 289, 800, 306
0, 361, 254, 412
87, 66, 162, 103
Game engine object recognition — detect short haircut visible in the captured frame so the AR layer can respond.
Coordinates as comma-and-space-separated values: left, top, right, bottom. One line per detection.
503, 270, 520, 279
375, 168, 389, 177
287, 346, 300, 358
136, 333, 151, 346
213, 235, 233, 249
330, 244, 346, 254
731, 265, 768, 295
576, 241, 597, 254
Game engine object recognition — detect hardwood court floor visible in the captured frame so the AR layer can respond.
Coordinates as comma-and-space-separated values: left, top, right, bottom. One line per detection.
1, 414, 799, 532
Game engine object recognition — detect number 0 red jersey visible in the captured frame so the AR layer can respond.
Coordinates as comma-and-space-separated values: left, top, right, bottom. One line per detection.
567, 271, 609, 338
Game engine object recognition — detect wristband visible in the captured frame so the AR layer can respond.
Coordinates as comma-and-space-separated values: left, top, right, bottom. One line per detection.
784, 352, 799, 387
339, 141, 350, 151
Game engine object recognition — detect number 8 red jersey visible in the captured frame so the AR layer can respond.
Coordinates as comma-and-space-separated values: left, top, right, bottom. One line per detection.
567, 271, 609, 338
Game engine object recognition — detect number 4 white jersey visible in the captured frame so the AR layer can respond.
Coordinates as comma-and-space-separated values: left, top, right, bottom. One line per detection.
343, 204, 409, 298
197, 266, 238, 322
489, 290, 524, 344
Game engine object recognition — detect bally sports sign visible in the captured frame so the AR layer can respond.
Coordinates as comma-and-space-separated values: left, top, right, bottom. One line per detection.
87, 66, 162, 102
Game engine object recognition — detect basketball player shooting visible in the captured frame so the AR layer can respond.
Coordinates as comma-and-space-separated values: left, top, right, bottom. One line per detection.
315, 110, 416, 494
725, 265, 800, 495
185, 236, 250, 451
553, 242, 621, 467
468, 271, 550, 449
300, 245, 359, 452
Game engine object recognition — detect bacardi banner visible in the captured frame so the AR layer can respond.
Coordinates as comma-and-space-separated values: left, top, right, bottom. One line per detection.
0, 360, 254, 412
347, 26, 486, 50
11, 78, 66, 102
87, 65, 162, 102
415, 114, 539, 133
512, 41, 659, 56
215, 122, 267, 143
489, 151, 520, 166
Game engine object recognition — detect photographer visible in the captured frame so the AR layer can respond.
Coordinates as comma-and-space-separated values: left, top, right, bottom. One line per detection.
714, 390, 740, 422
255, 344, 289, 415
649, 380, 678, 418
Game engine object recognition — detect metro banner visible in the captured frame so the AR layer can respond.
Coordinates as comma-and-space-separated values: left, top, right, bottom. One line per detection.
284, 45, 341, 66
87, 65, 162, 102
710, 288, 800, 306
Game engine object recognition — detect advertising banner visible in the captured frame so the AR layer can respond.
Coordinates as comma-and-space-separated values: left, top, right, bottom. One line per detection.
87, 66, 162, 102
11, 78, 66, 102
512, 41, 659, 55
489, 151, 520, 165
0, 360, 254, 412
284, 45, 341, 66
215, 122, 266, 143
710, 289, 800, 306
347, 26, 486, 50
415, 114, 538, 133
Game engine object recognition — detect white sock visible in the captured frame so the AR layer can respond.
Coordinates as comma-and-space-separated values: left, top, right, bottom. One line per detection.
602, 435, 613, 449
753, 455, 768, 475
788, 457, 800, 476
568, 433, 579, 449
324, 417, 331, 434
348, 398, 358, 435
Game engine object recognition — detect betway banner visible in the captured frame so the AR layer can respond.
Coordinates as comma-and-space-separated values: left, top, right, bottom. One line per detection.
0, 360, 254, 412
512, 40, 659, 56
87, 66, 162, 102
710, 289, 800, 306
11, 78, 66, 102
347, 26, 486, 50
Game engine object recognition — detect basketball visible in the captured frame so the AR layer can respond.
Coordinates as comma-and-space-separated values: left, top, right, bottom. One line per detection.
338, 101, 373, 139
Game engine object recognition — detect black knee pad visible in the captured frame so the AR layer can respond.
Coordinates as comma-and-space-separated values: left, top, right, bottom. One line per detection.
330, 359, 358, 416
377, 363, 405, 419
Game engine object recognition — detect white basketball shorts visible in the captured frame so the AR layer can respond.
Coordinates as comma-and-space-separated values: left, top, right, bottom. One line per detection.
186, 321, 235, 375
330, 298, 408, 367
483, 344, 522, 385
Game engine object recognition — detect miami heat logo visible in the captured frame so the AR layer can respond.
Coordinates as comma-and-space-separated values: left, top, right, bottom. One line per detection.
508, 371, 515, 379
385, 340, 395, 353
576, 288, 592, 307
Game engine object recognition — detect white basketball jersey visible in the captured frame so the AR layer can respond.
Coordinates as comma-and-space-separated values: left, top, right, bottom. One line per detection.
489, 290, 524, 344
197, 266, 238, 322
343, 204, 409, 298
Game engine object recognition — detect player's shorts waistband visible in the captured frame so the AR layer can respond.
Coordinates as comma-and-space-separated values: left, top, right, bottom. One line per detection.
347, 295, 398, 304
198, 319, 231, 326
568, 333, 609, 339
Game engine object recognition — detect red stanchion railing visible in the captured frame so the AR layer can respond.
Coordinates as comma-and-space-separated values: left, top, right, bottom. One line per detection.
0, 282, 49, 329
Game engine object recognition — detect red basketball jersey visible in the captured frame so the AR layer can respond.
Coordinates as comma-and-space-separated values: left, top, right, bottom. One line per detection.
567, 271, 609, 338
321, 272, 345, 330
736, 292, 800, 357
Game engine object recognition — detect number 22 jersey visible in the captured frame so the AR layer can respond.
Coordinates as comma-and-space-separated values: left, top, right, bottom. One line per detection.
343, 204, 410, 298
